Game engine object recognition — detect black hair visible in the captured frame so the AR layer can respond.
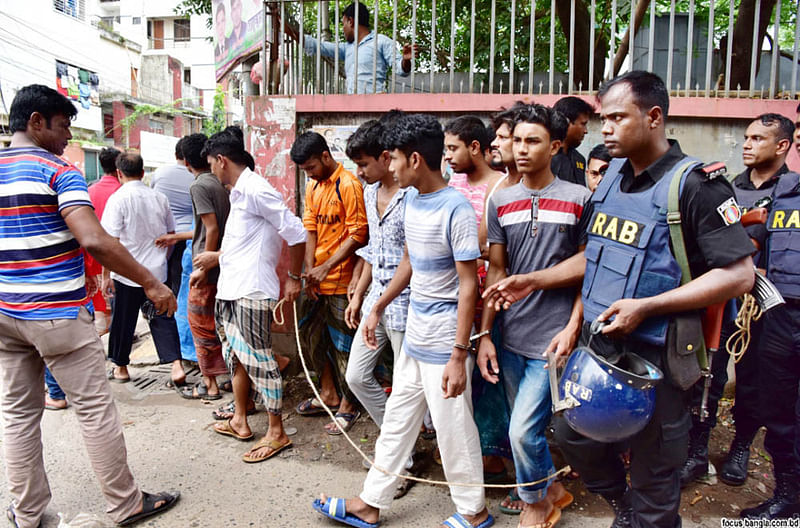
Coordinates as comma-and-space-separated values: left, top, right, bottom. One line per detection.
754, 113, 795, 143
202, 130, 252, 167
553, 96, 594, 123
98, 147, 121, 175
115, 152, 144, 178
513, 104, 568, 142
485, 126, 496, 144
796, 102, 800, 114
224, 125, 244, 145
290, 131, 331, 164
382, 113, 444, 169
490, 101, 529, 131
598, 70, 670, 119
444, 115, 492, 152
9, 84, 78, 133
588, 143, 612, 163
174, 136, 186, 160
343, 2, 370, 28
182, 133, 210, 171
346, 120, 385, 160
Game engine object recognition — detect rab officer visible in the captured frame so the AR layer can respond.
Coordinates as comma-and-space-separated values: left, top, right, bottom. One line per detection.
553, 71, 755, 528
740, 171, 800, 520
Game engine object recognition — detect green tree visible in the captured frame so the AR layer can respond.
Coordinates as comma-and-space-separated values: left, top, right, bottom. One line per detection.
203, 86, 227, 135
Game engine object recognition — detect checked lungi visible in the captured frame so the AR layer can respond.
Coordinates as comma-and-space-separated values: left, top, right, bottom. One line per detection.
298, 294, 357, 404
215, 298, 282, 414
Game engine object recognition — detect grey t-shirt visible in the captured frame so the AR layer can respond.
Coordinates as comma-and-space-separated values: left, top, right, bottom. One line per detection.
190, 172, 230, 285
487, 177, 591, 358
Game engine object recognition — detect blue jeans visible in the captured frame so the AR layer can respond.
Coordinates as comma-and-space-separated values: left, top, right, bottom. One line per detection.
501, 346, 555, 503
44, 367, 65, 400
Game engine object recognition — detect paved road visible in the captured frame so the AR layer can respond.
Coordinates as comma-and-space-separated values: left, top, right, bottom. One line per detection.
0, 334, 724, 527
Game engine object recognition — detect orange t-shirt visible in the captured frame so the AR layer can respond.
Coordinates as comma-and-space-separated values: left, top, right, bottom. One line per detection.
302, 163, 368, 295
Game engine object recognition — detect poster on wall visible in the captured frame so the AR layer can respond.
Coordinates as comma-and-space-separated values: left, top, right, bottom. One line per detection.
310, 125, 359, 175
213, 0, 264, 81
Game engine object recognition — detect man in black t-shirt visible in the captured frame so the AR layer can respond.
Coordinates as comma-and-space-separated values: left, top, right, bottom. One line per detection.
551, 96, 594, 186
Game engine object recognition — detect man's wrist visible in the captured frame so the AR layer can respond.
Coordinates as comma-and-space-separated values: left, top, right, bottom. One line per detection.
288, 270, 301, 281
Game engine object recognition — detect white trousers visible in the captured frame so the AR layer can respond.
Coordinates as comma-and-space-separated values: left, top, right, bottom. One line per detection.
359, 349, 485, 515
345, 316, 405, 427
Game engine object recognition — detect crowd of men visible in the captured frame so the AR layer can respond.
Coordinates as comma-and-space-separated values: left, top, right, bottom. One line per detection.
0, 70, 799, 528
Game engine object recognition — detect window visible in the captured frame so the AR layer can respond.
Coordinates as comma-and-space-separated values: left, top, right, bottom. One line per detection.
84, 150, 99, 183
183, 68, 191, 84
174, 19, 190, 43
54, 0, 85, 20
149, 119, 165, 135
132, 17, 141, 25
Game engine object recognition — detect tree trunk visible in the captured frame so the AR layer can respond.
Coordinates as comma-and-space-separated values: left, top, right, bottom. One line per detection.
554, 0, 609, 90
728, 0, 777, 91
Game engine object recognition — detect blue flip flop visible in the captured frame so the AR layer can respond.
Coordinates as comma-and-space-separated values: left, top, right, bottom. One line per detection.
312, 497, 380, 528
442, 512, 495, 528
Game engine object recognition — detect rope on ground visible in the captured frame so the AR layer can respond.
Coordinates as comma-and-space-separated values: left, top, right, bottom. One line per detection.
288, 299, 571, 488
725, 293, 761, 363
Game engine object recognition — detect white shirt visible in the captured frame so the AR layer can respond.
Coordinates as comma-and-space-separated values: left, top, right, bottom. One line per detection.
101, 180, 176, 287
216, 168, 307, 301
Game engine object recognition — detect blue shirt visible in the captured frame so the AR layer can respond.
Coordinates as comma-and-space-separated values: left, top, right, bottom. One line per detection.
357, 182, 410, 331
0, 147, 93, 320
403, 187, 480, 364
151, 164, 195, 233
303, 31, 409, 94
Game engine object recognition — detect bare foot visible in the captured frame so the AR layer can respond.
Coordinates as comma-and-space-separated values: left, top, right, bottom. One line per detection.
519, 499, 557, 528
547, 481, 572, 508
318, 494, 379, 524
170, 360, 186, 385
243, 433, 291, 462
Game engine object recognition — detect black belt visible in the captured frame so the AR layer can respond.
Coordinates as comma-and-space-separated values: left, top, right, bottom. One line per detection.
784, 297, 800, 307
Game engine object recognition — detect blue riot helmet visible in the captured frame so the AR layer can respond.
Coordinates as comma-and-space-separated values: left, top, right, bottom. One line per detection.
554, 321, 664, 443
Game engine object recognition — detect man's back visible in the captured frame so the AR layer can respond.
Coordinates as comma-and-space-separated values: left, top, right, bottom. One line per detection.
152, 164, 195, 232
101, 181, 175, 286
0, 146, 91, 320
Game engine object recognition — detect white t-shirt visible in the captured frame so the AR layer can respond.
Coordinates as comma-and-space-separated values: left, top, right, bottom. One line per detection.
216, 168, 307, 301
101, 180, 175, 287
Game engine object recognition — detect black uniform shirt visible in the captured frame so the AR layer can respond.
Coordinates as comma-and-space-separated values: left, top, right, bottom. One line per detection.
552, 147, 587, 187
732, 163, 788, 263
578, 140, 754, 280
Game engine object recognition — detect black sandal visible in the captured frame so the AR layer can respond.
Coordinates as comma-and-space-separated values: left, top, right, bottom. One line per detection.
118, 491, 180, 526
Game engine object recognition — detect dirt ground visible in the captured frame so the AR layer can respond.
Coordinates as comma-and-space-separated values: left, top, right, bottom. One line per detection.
273, 374, 773, 526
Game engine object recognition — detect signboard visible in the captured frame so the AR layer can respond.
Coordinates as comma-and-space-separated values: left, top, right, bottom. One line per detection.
310, 125, 359, 174
140, 131, 180, 169
213, 0, 264, 81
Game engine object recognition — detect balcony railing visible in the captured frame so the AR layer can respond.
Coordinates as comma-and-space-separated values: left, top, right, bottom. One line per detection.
258, 0, 800, 99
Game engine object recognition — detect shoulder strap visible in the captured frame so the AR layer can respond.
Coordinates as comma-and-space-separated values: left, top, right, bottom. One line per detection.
667, 159, 702, 286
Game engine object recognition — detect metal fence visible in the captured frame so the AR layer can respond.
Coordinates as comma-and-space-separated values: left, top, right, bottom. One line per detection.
259, 0, 799, 99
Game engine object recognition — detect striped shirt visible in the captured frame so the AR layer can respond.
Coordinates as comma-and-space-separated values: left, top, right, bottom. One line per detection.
487, 178, 591, 358
0, 146, 93, 320
404, 186, 480, 364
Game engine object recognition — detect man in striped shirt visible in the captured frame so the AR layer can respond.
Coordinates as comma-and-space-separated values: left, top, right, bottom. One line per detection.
0, 85, 179, 528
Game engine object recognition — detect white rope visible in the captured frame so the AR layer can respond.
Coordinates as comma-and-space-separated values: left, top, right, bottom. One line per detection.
289, 300, 571, 488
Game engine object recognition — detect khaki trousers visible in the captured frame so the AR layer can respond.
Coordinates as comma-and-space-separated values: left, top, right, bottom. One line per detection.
0, 307, 142, 528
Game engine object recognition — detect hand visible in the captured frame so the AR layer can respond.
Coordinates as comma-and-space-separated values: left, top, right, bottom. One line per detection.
283, 276, 302, 304
189, 268, 208, 289
542, 323, 580, 370
155, 233, 178, 248
598, 298, 651, 339
441, 356, 467, 398
476, 336, 500, 384
85, 274, 100, 298
402, 43, 419, 61
193, 251, 218, 271
143, 280, 177, 317
347, 279, 359, 302
344, 294, 363, 330
101, 277, 115, 301
304, 282, 318, 302
304, 263, 330, 286
362, 309, 381, 350
482, 274, 537, 311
